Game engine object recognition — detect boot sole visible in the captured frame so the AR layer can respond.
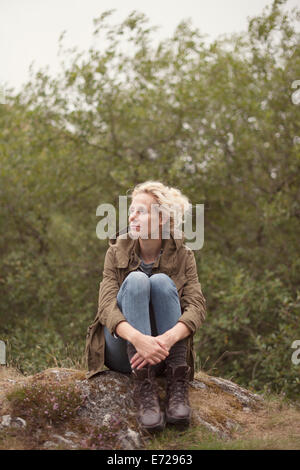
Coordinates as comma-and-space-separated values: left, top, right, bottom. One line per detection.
165, 411, 191, 429
137, 412, 165, 434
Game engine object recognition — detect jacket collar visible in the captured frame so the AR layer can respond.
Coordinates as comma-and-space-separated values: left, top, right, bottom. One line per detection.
109, 225, 185, 271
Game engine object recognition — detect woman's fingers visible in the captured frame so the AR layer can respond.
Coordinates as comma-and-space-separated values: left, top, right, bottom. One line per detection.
134, 346, 167, 362
130, 355, 143, 367
152, 344, 168, 358
130, 352, 140, 363
131, 358, 144, 368
131, 354, 163, 369
132, 356, 156, 368
131, 353, 148, 367
131, 352, 163, 366
136, 361, 147, 369
155, 352, 167, 361
155, 339, 170, 353
154, 341, 169, 356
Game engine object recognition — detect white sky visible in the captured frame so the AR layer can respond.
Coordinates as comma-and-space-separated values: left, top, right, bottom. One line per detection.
1, 0, 299, 93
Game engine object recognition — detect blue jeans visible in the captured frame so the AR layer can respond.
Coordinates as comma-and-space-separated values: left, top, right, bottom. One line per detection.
104, 272, 182, 374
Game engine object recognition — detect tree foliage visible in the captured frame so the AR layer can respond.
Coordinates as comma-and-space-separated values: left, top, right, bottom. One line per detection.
0, 0, 299, 398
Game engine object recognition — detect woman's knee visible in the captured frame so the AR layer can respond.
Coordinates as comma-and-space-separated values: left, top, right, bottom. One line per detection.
150, 273, 176, 293
117, 271, 150, 308
122, 271, 150, 294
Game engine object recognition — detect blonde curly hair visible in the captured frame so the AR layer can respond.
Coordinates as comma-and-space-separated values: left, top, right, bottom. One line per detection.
128, 180, 191, 234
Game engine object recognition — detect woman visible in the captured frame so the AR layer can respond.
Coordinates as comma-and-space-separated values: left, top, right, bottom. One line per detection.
85, 181, 206, 433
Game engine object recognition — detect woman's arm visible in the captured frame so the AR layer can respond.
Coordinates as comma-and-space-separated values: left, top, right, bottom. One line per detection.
177, 249, 206, 332
97, 247, 127, 335
157, 322, 191, 348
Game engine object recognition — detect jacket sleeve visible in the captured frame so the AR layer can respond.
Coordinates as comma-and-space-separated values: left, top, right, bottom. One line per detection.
96, 246, 127, 336
177, 249, 206, 335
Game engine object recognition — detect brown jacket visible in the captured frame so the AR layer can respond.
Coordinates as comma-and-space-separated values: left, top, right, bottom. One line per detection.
85, 226, 206, 380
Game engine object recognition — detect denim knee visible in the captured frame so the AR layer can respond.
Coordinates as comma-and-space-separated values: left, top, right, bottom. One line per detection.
149, 273, 181, 333
150, 273, 177, 293
116, 271, 152, 335
122, 271, 150, 293
117, 271, 150, 308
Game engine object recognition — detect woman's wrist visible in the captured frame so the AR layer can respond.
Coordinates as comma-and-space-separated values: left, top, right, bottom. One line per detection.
130, 329, 143, 347
162, 330, 177, 349
163, 322, 191, 347
115, 321, 142, 345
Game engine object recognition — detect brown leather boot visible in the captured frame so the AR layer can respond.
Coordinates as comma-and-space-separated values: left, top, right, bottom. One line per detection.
132, 365, 165, 433
165, 364, 192, 427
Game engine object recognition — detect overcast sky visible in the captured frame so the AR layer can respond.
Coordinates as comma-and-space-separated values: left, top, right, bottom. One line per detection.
1, 0, 299, 93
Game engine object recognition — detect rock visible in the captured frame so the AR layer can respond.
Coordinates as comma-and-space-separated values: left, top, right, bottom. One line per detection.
102, 413, 112, 426
64, 431, 78, 438
2, 366, 266, 449
0, 414, 11, 427
188, 371, 264, 438
13, 417, 27, 428
52, 434, 78, 449
76, 370, 136, 428
0, 414, 27, 429
116, 428, 141, 450
193, 412, 229, 439
207, 376, 263, 407
43, 441, 57, 449
126, 428, 140, 447
189, 380, 207, 390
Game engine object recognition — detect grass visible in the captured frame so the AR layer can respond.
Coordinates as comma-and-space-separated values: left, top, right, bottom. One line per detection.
146, 423, 300, 450
145, 391, 300, 451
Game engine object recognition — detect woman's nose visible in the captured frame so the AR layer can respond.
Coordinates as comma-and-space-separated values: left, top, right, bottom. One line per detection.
129, 212, 137, 222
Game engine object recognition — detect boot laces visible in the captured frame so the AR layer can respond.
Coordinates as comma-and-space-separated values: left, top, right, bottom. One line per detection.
168, 378, 188, 405
138, 379, 159, 411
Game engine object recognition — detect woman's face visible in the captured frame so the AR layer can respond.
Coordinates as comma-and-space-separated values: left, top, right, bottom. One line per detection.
128, 193, 162, 239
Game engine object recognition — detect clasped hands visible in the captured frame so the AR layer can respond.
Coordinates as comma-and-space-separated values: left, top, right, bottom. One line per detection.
130, 332, 174, 370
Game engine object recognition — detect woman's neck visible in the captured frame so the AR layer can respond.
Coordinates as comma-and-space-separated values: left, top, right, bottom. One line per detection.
138, 238, 162, 263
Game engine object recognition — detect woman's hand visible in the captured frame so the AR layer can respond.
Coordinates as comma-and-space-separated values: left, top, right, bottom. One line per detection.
131, 334, 169, 370
130, 324, 191, 370
130, 333, 175, 369
155, 333, 175, 352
